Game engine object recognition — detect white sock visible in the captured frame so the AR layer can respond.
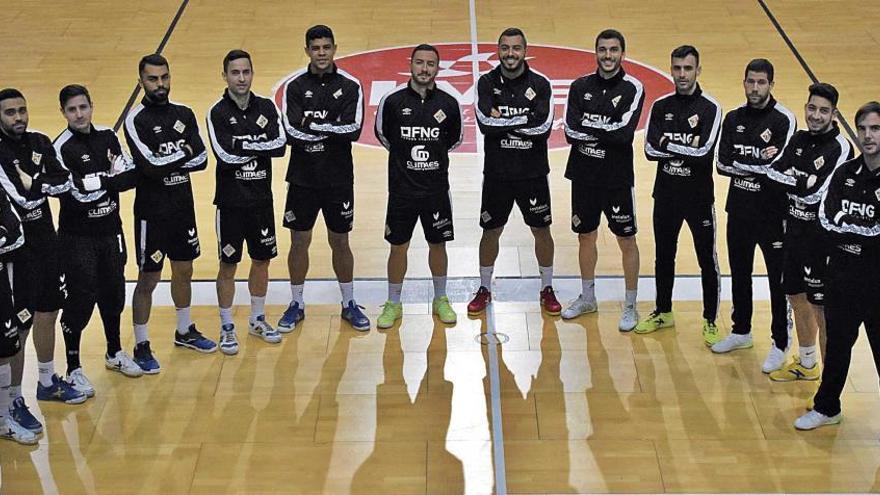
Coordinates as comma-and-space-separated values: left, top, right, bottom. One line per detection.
479, 265, 494, 289
582, 279, 596, 301
624, 289, 638, 308
175, 307, 192, 335
250, 296, 266, 323
219, 307, 234, 327
800, 345, 818, 369
0, 364, 10, 425
37, 361, 54, 388
290, 284, 304, 306
389, 283, 403, 304
9, 385, 21, 401
433, 276, 447, 298
134, 323, 149, 344
339, 282, 354, 306
539, 265, 553, 288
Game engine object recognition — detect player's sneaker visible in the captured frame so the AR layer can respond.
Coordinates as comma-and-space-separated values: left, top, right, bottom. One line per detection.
66, 368, 95, 398
377, 301, 403, 329
174, 324, 218, 353
634, 311, 675, 334
794, 409, 841, 430
0, 417, 38, 445
432, 296, 457, 324
10, 397, 42, 434
133, 341, 161, 374
561, 295, 598, 319
762, 345, 788, 373
711, 332, 753, 353
219, 324, 239, 355
540, 286, 562, 315
341, 301, 371, 332
619, 306, 639, 332
467, 287, 491, 315
702, 320, 721, 346
769, 358, 820, 382
105, 350, 145, 377
37, 374, 87, 404
249, 316, 282, 344
277, 302, 305, 333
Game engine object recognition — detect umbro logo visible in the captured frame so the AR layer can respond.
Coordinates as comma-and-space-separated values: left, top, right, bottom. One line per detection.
772, 241, 783, 249
229, 116, 238, 125
795, 148, 803, 156
305, 90, 313, 98
81, 154, 90, 162
583, 93, 593, 101
736, 125, 745, 133
529, 198, 537, 206
401, 108, 412, 116
493, 88, 502, 95
664, 113, 674, 121
153, 126, 163, 134
845, 178, 856, 187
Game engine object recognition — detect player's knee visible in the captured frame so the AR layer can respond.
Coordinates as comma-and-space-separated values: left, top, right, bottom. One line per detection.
171, 260, 194, 279
578, 230, 599, 243
616, 234, 638, 251
291, 230, 312, 249
327, 231, 350, 251
218, 262, 237, 280
134, 271, 160, 294
482, 226, 504, 241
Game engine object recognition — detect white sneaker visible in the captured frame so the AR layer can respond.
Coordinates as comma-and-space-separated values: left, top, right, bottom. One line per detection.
219, 324, 239, 355
561, 295, 598, 320
248, 316, 282, 344
105, 351, 144, 378
794, 409, 842, 430
0, 417, 39, 445
618, 306, 639, 332
711, 333, 753, 353
762, 345, 788, 374
66, 368, 95, 397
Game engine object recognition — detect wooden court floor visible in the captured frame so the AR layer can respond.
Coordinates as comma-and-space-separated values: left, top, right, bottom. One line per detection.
2, 0, 880, 493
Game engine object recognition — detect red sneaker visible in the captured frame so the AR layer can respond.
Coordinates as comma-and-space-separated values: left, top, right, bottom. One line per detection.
540, 286, 562, 315
467, 286, 492, 315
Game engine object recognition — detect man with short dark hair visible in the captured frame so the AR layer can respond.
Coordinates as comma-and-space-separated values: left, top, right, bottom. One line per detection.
639, 45, 724, 345
712, 59, 797, 372
754, 83, 853, 382
124, 54, 216, 358
55, 84, 141, 385
795, 101, 880, 430
0, 88, 80, 436
207, 49, 286, 354
374, 44, 463, 328
280, 25, 369, 332
468, 27, 561, 316
561, 28, 645, 330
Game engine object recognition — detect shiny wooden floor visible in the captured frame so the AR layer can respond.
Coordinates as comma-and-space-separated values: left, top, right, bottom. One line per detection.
2, 0, 880, 493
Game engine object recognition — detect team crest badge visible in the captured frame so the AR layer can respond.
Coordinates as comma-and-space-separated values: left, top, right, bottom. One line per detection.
760, 128, 772, 143
875, 188, 880, 202
31, 152, 42, 165
150, 250, 164, 264
256, 114, 268, 128
611, 95, 622, 108
333, 88, 343, 99
814, 156, 825, 169
434, 109, 446, 123
687, 114, 699, 128
524, 87, 536, 101
173, 120, 186, 134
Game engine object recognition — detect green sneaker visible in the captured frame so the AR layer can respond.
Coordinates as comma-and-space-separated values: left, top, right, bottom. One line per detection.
377, 301, 403, 329
634, 310, 674, 334
432, 296, 457, 324
702, 319, 721, 346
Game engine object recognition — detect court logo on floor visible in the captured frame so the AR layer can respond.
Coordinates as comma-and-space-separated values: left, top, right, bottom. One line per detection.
273, 43, 672, 153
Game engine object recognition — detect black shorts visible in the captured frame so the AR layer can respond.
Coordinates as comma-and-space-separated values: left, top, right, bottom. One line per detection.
283, 184, 353, 234
0, 262, 21, 359
385, 192, 454, 245
479, 176, 552, 229
571, 184, 637, 237
135, 209, 201, 272
216, 206, 277, 264
8, 241, 64, 327
781, 232, 827, 305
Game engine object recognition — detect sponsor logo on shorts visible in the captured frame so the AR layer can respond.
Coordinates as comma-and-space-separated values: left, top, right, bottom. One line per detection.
432, 212, 451, 229
610, 205, 632, 223
529, 199, 549, 214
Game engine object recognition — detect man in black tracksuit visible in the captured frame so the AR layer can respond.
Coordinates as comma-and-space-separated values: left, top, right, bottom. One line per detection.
638, 45, 723, 346
373, 44, 463, 329
55, 84, 141, 388
0, 187, 36, 444
712, 59, 797, 372
561, 29, 645, 331
207, 49, 286, 353
794, 101, 880, 430
468, 28, 561, 317
124, 54, 215, 357
755, 83, 853, 382
279, 25, 369, 332
0, 88, 75, 435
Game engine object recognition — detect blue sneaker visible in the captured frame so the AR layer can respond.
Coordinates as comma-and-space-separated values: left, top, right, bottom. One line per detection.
37, 374, 87, 404
277, 302, 305, 333
133, 341, 161, 374
173, 324, 217, 353
10, 397, 42, 434
341, 301, 371, 332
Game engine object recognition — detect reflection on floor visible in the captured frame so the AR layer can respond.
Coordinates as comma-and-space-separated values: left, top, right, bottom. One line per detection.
3, 300, 880, 494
